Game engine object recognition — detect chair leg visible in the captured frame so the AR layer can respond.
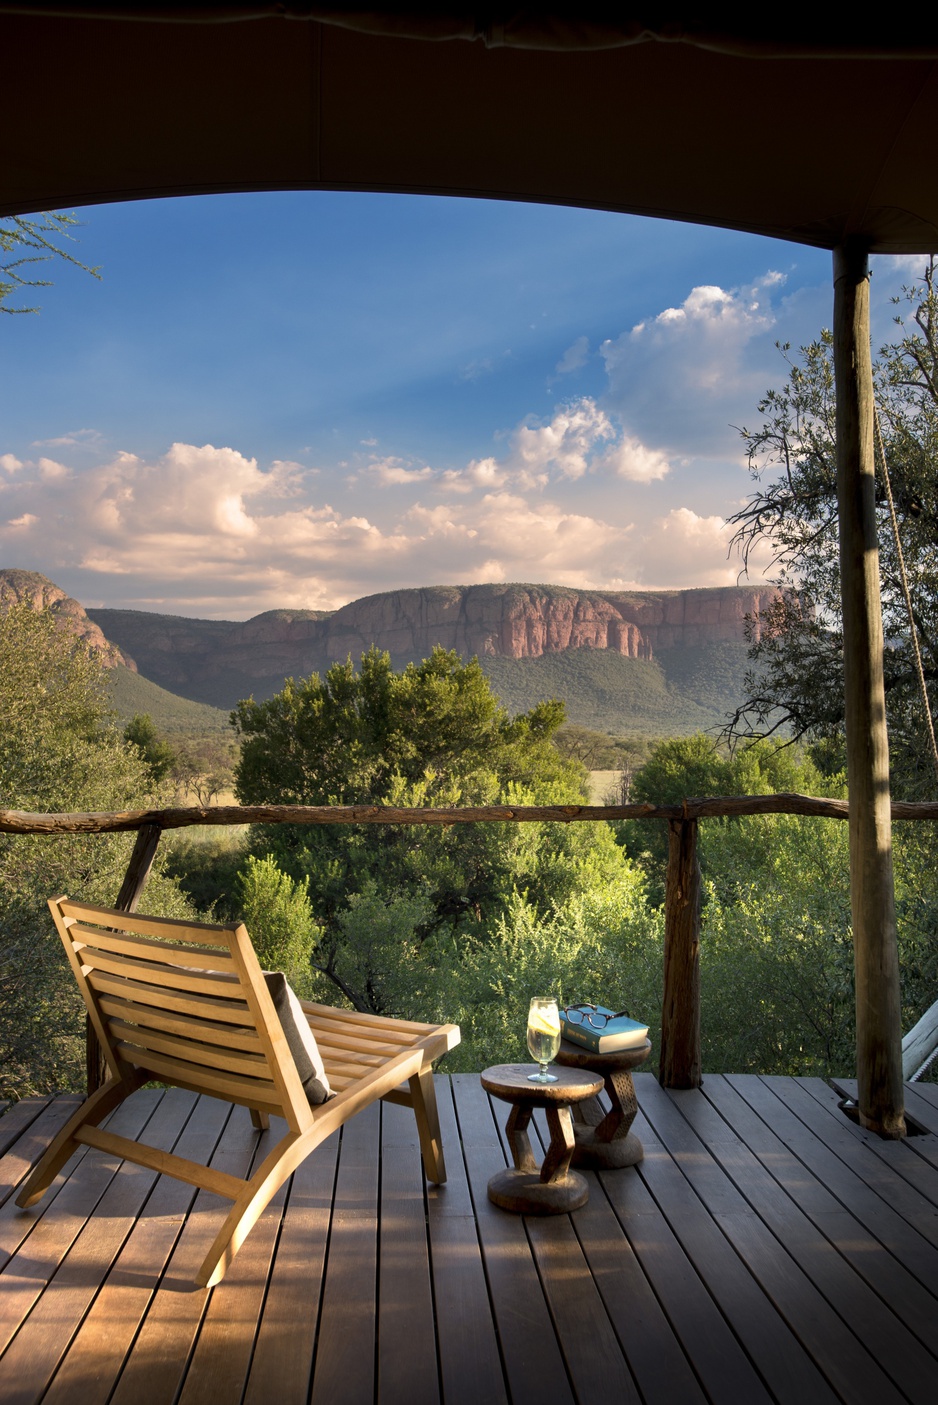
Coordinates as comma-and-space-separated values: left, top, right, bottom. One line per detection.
409, 1067, 446, 1184
249, 1108, 270, 1131
196, 1127, 318, 1288
15, 1073, 141, 1209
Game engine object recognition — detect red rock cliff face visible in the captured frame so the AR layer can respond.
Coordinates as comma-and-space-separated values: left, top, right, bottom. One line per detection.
314, 584, 780, 665
87, 583, 782, 697
0, 569, 136, 670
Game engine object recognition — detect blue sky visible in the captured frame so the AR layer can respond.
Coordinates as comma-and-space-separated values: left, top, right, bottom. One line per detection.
0, 191, 919, 618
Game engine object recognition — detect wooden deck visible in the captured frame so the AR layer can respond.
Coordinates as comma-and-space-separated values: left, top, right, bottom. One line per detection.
1, 1074, 937, 1405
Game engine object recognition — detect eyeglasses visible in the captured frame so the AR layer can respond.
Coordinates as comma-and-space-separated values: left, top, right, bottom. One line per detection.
562, 1003, 630, 1029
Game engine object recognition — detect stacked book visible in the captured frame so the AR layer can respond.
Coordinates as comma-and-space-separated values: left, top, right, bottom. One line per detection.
560, 1004, 649, 1054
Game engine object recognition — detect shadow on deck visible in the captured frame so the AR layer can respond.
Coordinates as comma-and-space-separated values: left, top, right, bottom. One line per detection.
1, 1074, 937, 1405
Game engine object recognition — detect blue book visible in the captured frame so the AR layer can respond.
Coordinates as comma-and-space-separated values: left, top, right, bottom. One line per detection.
561, 1005, 649, 1054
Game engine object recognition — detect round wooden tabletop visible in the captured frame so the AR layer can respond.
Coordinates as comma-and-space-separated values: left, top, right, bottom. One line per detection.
554, 1037, 652, 1072
480, 1063, 604, 1105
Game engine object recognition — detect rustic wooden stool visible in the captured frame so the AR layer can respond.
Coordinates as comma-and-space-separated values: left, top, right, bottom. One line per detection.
480, 1063, 604, 1214
553, 1038, 651, 1169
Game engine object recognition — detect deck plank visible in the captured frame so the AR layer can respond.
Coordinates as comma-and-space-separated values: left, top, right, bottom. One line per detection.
0, 1097, 53, 1163
241, 1125, 339, 1405
763, 1077, 938, 1250
452, 1073, 568, 1405
599, 1106, 775, 1405
726, 1075, 938, 1300
2, 1076, 936, 1405
0, 1100, 88, 1298
831, 1076, 938, 1175
309, 1099, 381, 1405
0, 1088, 162, 1361
41, 1091, 230, 1405
176, 1183, 287, 1405
106, 1102, 264, 1405
632, 1088, 842, 1405
804, 1076, 938, 1208
427, 1076, 509, 1405
634, 1085, 845, 1405
664, 1080, 938, 1404
900, 1082, 938, 1135
377, 1098, 440, 1405
0, 1089, 199, 1405
570, 1163, 707, 1405
701, 1074, 938, 1363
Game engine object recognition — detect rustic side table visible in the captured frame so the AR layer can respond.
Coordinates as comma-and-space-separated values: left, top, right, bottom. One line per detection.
553, 1037, 652, 1169
480, 1063, 604, 1214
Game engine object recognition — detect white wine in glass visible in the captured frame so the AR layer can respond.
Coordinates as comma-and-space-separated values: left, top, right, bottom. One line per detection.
526, 998, 561, 1083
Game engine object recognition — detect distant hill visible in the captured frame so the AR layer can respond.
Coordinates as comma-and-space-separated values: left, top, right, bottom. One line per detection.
0, 567, 134, 669
106, 665, 232, 735
3, 571, 768, 737
87, 582, 773, 715
480, 642, 751, 737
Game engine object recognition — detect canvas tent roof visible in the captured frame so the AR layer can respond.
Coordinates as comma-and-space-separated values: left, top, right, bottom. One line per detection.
2, 6, 938, 253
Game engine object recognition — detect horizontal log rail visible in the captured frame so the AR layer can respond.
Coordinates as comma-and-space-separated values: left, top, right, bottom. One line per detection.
3, 793, 938, 835
5, 793, 936, 1097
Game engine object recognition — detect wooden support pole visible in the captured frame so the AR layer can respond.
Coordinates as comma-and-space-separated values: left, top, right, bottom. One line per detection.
833, 242, 906, 1138
86, 822, 163, 1095
659, 818, 701, 1089
113, 822, 163, 912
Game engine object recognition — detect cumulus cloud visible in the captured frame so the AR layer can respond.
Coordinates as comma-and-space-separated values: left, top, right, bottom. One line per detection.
441, 397, 671, 492
620, 507, 776, 590
370, 457, 434, 487
0, 454, 23, 473
594, 435, 672, 484
601, 273, 790, 457
626, 509, 739, 588
0, 438, 660, 613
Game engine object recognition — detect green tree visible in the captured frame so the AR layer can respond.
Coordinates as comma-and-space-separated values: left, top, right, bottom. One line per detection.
235, 854, 323, 997
231, 646, 632, 1014
0, 602, 193, 1097
728, 259, 938, 796
1, 212, 100, 314
123, 713, 176, 784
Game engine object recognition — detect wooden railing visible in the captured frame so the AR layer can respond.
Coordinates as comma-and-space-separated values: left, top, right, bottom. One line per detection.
3, 794, 937, 1094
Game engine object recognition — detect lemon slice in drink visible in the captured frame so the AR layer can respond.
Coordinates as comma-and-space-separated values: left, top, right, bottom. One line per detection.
528, 1007, 561, 1037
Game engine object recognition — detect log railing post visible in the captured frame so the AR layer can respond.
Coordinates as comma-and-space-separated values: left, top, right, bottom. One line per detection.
833, 242, 905, 1137
86, 822, 163, 1095
659, 817, 701, 1088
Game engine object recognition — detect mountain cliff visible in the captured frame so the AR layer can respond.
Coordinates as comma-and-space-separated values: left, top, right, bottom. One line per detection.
0, 568, 135, 670
86, 582, 778, 709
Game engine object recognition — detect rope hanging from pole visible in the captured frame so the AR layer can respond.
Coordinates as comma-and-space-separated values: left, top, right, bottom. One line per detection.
873, 406, 938, 785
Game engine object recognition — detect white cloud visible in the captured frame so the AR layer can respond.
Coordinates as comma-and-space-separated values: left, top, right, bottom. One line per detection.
39, 458, 71, 481
0, 454, 23, 474
370, 458, 434, 487
628, 509, 738, 587
601, 274, 790, 458
510, 399, 614, 484
31, 428, 104, 450
555, 336, 589, 375
440, 398, 669, 493
623, 507, 775, 589
594, 435, 671, 484
0, 438, 655, 613
873, 254, 932, 281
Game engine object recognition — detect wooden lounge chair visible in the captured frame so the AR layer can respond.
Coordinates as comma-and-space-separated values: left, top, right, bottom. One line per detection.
16, 897, 460, 1287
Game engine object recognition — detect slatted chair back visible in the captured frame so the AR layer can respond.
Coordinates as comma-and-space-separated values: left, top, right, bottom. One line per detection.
49, 897, 314, 1134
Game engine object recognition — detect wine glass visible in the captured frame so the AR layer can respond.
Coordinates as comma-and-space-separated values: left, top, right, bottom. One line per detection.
526, 997, 561, 1083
